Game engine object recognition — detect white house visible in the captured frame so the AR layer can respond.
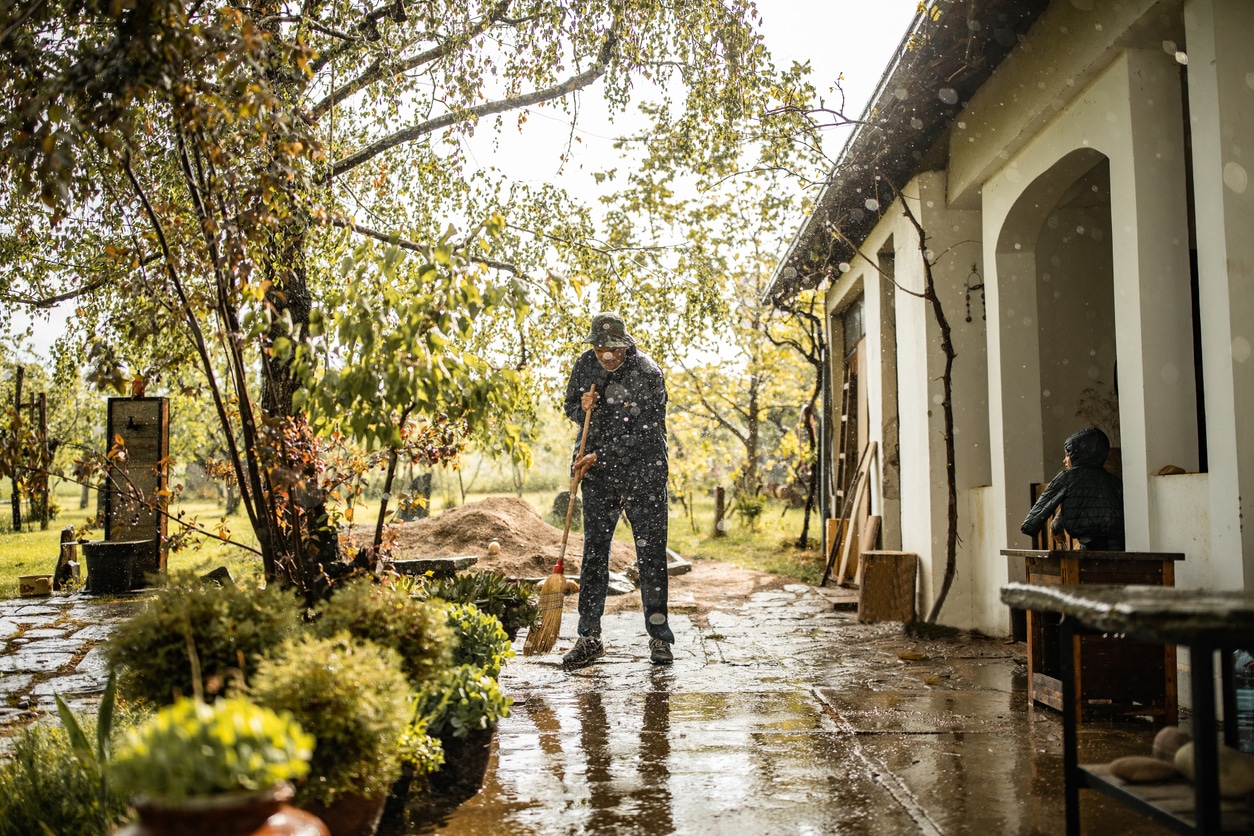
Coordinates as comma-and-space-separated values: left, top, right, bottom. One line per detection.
769, 0, 1254, 635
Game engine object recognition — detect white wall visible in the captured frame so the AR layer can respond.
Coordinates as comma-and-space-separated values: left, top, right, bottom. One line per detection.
983, 48, 1197, 561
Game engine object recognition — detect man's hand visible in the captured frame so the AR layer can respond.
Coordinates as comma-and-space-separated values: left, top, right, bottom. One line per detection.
581, 389, 599, 412
573, 452, 598, 482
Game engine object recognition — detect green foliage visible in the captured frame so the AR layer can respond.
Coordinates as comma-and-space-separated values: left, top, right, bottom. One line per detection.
443, 603, 514, 678
733, 493, 768, 531
249, 633, 413, 806
415, 664, 512, 740
0, 721, 131, 836
103, 573, 302, 707
312, 577, 453, 686
110, 697, 314, 804
418, 571, 538, 639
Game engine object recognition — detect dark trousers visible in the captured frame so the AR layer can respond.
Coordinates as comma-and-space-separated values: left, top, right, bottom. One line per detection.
577, 472, 674, 644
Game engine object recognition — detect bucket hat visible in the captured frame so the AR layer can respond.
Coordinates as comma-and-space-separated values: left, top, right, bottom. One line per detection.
583, 312, 633, 348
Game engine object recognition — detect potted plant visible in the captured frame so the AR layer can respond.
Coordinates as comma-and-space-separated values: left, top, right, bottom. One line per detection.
444, 602, 514, 678
103, 572, 302, 707
419, 571, 538, 642
413, 664, 512, 798
109, 696, 326, 836
249, 632, 416, 836
311, 577, 453, 685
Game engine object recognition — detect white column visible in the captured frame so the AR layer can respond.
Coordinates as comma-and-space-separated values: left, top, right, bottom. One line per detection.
1186, 0, 1254, 589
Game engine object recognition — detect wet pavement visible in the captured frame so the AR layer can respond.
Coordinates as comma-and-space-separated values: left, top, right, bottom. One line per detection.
2, 584, 1178, 834
402, 583, 1175, 835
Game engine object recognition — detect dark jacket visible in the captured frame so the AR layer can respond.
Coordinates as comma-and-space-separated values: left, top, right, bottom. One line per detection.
564, 346, 668, 486
1021, 427, 1124, 549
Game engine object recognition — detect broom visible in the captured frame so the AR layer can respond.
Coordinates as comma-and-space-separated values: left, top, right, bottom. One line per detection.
524, 385, 595, 656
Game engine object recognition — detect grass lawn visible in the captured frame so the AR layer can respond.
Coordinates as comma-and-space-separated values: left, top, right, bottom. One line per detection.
0, 481, 825, 599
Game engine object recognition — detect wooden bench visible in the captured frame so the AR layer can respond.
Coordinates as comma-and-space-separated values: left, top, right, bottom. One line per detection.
1002, 549, 1183, 724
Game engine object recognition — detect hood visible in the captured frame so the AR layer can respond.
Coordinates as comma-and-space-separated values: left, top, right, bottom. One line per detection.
1064, 427, 1111, 469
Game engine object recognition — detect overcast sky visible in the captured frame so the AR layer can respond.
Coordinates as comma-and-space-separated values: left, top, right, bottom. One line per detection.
15, 0, 922, 361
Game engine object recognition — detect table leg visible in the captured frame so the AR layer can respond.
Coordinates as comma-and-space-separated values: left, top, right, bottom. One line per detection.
1061, 616, 1081, 836
1191, 645, 1220, 832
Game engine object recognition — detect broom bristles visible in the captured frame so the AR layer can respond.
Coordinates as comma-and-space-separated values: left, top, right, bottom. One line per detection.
523, 570, 566, 655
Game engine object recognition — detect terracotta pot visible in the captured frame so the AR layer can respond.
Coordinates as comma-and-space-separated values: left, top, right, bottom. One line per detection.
429, 728, 494, 799
301, 793, 386, 836
116, 785, 327, 836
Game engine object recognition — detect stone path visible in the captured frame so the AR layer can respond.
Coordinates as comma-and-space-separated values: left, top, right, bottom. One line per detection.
0, 594, 143, 746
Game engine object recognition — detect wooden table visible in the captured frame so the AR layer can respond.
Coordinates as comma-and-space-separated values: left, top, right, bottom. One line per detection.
1003, 549, 1183, 722
1001, 583, 1254, 834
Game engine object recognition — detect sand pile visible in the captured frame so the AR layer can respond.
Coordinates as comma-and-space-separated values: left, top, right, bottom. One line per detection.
348, 496, 637, 579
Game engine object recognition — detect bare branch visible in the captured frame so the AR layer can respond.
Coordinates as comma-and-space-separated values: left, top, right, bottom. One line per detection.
312, 0, 511, 119
330, 5, 623, 178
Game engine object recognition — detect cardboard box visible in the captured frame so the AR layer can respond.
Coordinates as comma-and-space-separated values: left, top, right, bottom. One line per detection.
19, 575, 52, 596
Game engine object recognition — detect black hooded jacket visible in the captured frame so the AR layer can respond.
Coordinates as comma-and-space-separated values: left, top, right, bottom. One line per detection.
1020, 427, 1124, 549
563, 345, 668, 487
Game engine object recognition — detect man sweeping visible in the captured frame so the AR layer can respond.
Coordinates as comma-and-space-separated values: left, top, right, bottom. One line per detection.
561, 312, 675, 670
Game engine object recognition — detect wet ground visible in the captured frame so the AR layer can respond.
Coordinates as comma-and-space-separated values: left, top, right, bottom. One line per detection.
396, 582, 1175, 835
2, 579, 1177, 834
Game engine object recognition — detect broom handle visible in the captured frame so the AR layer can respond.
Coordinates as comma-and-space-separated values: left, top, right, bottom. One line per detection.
559, 384, 596, 560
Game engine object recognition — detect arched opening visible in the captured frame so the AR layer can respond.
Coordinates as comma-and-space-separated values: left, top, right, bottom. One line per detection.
996, 149, 1117, 477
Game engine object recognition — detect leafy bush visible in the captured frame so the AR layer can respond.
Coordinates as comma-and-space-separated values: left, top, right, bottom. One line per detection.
110, 697, 315, 804
104, 572, 302, 707
249, 632, 413, 805
420, 571, 538, 639
445, 602, 513, 678
0, 722, 131, 836
415, 664, 512, 739
312, 577, 453, 685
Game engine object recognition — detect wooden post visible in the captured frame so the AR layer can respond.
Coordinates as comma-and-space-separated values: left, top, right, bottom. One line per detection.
10, 365, 21, 532
713, 486, 727, 538
36, 391, 48, 530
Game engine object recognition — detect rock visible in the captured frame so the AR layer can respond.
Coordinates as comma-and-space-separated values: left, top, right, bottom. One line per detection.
1109, 755, 1178, 783
1174, 743, 1254, 798
1153, 726, 1191, 762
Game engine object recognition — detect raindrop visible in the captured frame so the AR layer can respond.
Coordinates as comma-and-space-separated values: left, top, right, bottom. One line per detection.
716, 519, 729, 531
865, 198, 879, 211
1022, 317, 1032, 326
1224, 161, 1248, 194
838, 262, 851, 273
1076, 225, 1086, 235
1014, 242, 1022, 251
1043, 389, 1051, 398
957, 121, 967, 130
910, 117, 924, 130
894, 87, 909, 101
1162, 40, 1177, 55
967, 18, 982, 31
1092, 229, 1103, 242
1087, 365, 1101, 380
1042, 272, 1052, 282
1175, 51, 1188, 66
932, 393, 943, 405
1233, 337, 1252, 364
649, 613, 667, 625
938, 88, 959, 105
1007, 308, 1016, 318
850, 208, 865, 222
1047, 216, 1059, 229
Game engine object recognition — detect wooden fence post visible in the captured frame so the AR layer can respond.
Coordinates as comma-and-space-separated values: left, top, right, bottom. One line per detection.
713, 486, 727, 538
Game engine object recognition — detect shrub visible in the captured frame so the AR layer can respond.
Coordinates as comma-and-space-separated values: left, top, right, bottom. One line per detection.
445, 602, 513, 678
419, 571, 538, 639
415, 664, 512, 740
249, 632, 413, 806
103, 572, 302, 707
110, 697, 315, 804
0, 722, 131, 836
312, 576, 453, 686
